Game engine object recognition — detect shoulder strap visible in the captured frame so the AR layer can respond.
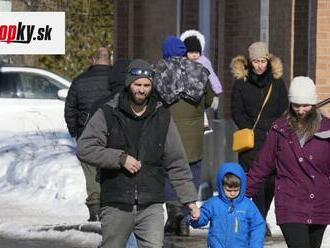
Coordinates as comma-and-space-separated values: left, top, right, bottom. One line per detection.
252, 83, 273, 130
100, 104, 114, 147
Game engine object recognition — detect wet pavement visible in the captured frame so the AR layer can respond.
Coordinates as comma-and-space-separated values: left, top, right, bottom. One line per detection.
0, 235, 286, 248
0, 227, 286, 248
164, 229, 286, 248
164, 230, 207, 247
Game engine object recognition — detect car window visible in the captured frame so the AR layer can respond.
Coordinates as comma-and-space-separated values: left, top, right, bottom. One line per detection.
0, 72, 18, 98
19, 73, 62, 99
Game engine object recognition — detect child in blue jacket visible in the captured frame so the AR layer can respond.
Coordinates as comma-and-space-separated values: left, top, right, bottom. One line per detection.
190, 162, 265, 248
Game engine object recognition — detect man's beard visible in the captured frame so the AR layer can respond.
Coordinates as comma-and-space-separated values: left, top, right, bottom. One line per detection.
129, 90, 150, 106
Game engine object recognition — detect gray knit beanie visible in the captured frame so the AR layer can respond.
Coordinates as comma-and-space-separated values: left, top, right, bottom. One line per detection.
248, 41, 269, 61
125, 59, 154, 87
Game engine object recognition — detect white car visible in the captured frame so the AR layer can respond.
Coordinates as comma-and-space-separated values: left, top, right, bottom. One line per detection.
0, 65, 71, 135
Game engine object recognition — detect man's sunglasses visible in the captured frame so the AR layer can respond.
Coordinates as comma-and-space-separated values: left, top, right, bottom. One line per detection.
129, 68, 155, 78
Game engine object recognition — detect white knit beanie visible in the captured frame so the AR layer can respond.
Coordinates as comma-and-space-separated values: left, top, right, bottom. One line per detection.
288, 76, 317, 105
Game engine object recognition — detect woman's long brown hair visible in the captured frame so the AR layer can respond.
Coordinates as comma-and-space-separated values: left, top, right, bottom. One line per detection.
285, 105, 321, 139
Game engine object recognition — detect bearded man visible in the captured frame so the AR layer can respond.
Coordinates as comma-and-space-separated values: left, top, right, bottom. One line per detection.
77, 59, 199, 248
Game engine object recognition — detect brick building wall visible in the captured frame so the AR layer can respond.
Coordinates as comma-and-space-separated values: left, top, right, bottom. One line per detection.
113, 0, 177, 63
214, 0, 226, 78
113, 0, 129, 61
113, 0, 330, 116
220, 0, 260, 118
309, 0, 317, 81
269, 0, 292, 87
293, 0, 309, 78
181, 0, 199, 31
113, 0, 262, 119
315, 0, 330, 117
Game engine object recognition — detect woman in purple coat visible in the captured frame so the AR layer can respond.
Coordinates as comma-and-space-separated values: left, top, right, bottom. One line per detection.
247, 76, 330, 248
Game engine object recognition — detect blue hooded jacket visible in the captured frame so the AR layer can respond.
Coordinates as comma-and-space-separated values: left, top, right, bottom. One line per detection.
191, 163, 265, 248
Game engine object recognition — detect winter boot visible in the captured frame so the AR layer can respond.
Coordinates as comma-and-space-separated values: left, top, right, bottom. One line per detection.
164, 217, 177, 235
165, 203, 182, 235
176, 216, 190, 236
87, 204, 100, 222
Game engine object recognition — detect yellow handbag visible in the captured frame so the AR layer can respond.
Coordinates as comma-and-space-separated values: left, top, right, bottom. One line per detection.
232, 84, 273, 152
232, 128, 255, 152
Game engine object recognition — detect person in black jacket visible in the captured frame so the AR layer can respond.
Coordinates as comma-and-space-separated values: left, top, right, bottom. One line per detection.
77, 59, 199, 247
64, 47, 112, 221
230, 41, 288, 236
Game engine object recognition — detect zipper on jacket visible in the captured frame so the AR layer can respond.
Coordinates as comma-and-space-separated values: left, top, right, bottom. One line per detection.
134, 184, 138, 204
225, 202, 234, 247
228, 202, 234, 213
114, 110, 138, 204
234, 217, 239, 233
132, 106, 159, 205
133, 112, 155, 205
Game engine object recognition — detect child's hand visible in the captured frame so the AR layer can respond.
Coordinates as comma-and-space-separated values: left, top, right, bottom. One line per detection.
186, 202, 200, 220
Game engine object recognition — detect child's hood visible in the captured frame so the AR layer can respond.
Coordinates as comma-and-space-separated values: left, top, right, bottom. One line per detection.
162, 36, 187, 59
217, 162, 246, 204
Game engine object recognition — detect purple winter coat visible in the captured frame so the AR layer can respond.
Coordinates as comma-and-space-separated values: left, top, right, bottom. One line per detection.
197, 55, 223, 95
247, 116, 330, 225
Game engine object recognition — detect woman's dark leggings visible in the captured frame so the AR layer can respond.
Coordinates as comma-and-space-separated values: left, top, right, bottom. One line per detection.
280, 223, 327, 248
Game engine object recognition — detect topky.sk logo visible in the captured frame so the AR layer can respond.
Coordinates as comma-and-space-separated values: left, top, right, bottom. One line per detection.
0, 12, 65, 55
0, 22, 52, 44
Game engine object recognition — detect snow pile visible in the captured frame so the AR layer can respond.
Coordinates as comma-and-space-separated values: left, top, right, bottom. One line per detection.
0, 132, 101, 246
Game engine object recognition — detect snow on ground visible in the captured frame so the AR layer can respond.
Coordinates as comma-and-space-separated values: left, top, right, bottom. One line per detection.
0, 131, 330, 247
0, 132, 101, 247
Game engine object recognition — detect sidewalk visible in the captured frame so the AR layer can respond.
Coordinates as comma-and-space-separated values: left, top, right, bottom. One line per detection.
38, 223, 287, 247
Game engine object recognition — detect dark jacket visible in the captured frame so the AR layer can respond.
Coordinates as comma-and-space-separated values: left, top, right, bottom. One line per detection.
230, 55, 288, 171
191, 163, 265, 248
64, 64, 113, 138
76, 91, 197, 206
247, 116, 330, 225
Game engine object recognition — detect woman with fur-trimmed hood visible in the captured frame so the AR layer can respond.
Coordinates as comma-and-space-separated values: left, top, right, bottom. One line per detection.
230, 41, 288, 235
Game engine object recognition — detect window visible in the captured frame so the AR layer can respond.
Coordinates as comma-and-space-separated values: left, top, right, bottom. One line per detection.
19, 73, 61, 99
0, 70, 67, 99
0, 73, 18, 98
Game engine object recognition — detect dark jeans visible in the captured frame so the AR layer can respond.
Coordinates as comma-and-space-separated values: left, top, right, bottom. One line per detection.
164, 160, 201, 216
280, 223, 327, 248
252, 174, 275, 220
